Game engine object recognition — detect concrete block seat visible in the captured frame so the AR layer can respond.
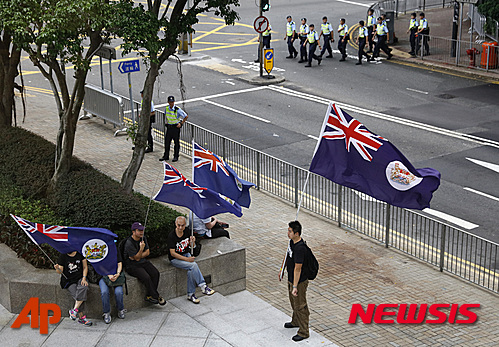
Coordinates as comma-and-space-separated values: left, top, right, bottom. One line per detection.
0, 237, 245, 318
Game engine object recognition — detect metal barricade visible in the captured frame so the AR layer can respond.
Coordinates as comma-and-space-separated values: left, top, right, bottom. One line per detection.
82, 84, 126, 136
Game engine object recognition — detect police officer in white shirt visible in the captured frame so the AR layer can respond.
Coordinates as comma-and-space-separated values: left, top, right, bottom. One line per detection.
298, 18, 309, 63
284, 16, 298, 59
319, 16, 334, 58
355, 21, 372, 65
337, 18, 349, 61
303, 24, 322, 67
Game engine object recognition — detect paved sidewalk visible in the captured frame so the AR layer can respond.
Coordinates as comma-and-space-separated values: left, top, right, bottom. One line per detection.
0, 291, 333, 347
14, 90, 499, 346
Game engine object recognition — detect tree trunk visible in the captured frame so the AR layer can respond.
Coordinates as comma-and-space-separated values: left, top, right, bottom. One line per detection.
51, 68, 88, 186
121, 62, 160, 194
0, 34, 21, 128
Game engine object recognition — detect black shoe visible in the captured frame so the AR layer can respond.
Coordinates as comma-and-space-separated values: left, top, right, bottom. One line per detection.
145, 296, 159, 304
356, 62, 362, 65
387, 54, 393, 60
254, 60, 259, 63
172, 157, 178, 162
158, 296, 167, 306
286, 55, 293, 59
408, 51, 414, 54
304, 64, 311, 67
284, 322, 299, 328
132, 146, 135, 150
326, 55, 333, 58
159, 157, 169, 161
145, 147, 153, 153
293, 51, 298, 58
317, 57, 322, 65
298, 60, 305, 63
339, 58, 346, 62
292, 335, 308, 342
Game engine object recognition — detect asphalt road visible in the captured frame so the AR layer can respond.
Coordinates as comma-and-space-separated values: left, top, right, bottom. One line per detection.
20, 0, 499, 243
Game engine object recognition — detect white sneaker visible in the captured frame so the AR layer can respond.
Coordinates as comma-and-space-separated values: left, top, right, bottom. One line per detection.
103, 312, 111, 324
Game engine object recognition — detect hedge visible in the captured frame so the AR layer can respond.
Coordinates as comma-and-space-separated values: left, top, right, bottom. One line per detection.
0, 126, 183, 268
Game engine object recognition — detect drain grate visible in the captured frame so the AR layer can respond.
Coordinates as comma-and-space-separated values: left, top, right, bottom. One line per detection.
436, 93, 456, 99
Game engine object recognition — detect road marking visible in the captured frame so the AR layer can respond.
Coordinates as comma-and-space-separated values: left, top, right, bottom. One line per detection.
202, 99, 271, 123
464, 187, 499, 202
335, 0, 371, 7
267, 85, 499, 149
156, 86, 267, 108
224, 81, 235, 85
406, 88, 429, 95
466, 157, 499, 174
422, 208, 479, 230
307, 135, 319, 140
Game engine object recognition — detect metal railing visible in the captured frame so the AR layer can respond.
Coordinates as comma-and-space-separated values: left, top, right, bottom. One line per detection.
371, 0, 453, 17
468, 4, 487, 43
82, 84, 499, 294
82, 84, 126, 135
420, 35, 499, 72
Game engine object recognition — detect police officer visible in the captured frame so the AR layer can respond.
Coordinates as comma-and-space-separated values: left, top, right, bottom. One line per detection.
407, 13, 418, 56
355, 21, 372, 65
284, 16, 298, 59
366, 9, 376, 53
140, 90, 155, 153
302, 24, 322, 67
255, 24, 272, 63
373, 17, 393, 60
298, 18, 309, 63
337, 18, 349, 61
416, 13, 430, 56
319, 16, 334, 58
159, 96, 188, 162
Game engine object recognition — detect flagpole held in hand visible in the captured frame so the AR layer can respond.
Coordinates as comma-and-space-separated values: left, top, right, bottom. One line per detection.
190, 138, 195, 254
295, 171, 311, 221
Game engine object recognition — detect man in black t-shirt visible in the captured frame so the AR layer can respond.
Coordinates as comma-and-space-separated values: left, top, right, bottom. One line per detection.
124, 222, 166, 305
168, 216, 215, 304
284, 220, 310, 341
55, 251, 92, 326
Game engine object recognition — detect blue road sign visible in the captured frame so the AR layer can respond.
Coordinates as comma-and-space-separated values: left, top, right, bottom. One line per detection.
118, 60, 140, 74
265, 51, 273, 60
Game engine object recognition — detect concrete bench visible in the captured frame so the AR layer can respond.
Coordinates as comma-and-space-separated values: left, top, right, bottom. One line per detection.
0, 237, 245, 318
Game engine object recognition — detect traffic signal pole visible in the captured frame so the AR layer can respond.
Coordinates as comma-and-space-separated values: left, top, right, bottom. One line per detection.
259, 0, 263, 77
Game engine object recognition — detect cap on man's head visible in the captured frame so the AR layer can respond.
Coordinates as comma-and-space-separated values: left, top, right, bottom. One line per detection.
286, 15, 292, 19
359, 20, 365, 26
420, 12, 425, 17
140, 90, 144, 94
167, 96, 175, 102
131, 222, 144, 231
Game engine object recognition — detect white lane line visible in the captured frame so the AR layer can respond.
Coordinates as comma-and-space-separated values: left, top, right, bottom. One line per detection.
266, 85, 499, 149
422, 208, 479, 230
202, 99, 271, 123
464, 187, 499, 202
307, 134, 319, 140
224, 81, 235, 85
466, 157, 499, 174
335, 0, 371, 7
156, 86, 267, 108
406, 88, 429, 95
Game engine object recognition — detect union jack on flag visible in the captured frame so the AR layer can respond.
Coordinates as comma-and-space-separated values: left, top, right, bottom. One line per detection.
323, 104, 384, 162
194, 143, 230, 176
163, 163, 207, 196
11, 215, 68, 241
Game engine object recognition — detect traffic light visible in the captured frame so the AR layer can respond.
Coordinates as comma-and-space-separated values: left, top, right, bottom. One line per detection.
261, 0, 270, 12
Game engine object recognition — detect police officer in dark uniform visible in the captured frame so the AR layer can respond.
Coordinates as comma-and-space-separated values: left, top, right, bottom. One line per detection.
298, 18, 309, 63
356, 21, 372, 65
255, 24, 272, 63
159, 96, 188, 162
284, 16, 298, 59
407, 13, 418, 56
366, 9, 376, 53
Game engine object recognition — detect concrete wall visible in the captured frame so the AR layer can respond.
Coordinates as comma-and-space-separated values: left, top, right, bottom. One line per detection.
0, 237, 246, 318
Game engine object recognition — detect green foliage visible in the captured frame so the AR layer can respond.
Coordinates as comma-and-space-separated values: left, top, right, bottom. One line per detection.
0, 126, 183, 267
478, 0, 499, 35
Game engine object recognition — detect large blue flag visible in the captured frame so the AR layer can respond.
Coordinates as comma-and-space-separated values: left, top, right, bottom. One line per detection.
154, 162, 243, 219
309, 103, 441, 210
11, 214, 118, 276
193, 142, 254, 208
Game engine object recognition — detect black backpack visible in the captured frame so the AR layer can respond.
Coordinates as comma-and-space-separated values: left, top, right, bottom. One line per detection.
303, 241, 319, 280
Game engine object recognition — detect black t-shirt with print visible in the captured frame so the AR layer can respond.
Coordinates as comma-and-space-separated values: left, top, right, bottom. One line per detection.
167, 229, 191, 261
286, 239, 308, 284
57, 251, 85, 289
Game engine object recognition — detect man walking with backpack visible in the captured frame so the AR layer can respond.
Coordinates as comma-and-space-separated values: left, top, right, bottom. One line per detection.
284, 221, 310, 342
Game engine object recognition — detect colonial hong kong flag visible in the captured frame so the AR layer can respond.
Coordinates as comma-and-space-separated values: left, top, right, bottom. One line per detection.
193, 142, 254, 208
309, 103, 441, 210
10, 214, 119, 276
154, 162, 243, 219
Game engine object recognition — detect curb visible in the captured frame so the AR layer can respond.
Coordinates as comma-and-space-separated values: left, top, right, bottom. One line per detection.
235, 74, 286, 85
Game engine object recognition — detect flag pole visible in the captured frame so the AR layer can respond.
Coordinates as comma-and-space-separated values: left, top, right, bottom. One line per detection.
190, 138, 195, 254
295, 102, 332, 221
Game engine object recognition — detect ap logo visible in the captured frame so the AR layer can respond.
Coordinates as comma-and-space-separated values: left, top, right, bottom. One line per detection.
11, 297, 61, 334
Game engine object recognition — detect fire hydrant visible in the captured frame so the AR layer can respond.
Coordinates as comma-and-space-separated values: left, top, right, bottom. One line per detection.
466, 48, 480, 67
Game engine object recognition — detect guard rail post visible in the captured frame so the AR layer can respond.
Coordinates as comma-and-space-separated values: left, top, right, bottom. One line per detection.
338, 186, 343, 228
222, 137, 226, 159
256, 152, 261, 190
385, 204, 391, 248
294, 167, 299, 208
439, 225, 447, 272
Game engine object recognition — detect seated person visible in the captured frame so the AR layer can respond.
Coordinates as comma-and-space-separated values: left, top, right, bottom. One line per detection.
124, 222, 166, 305
99, 244, 126, 323
168, 216, 215, 304
192, 214, 230, 239
54, 250, 92, 326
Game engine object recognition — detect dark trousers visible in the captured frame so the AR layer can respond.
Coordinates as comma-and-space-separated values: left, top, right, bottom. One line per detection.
126, 260, 160, 299
308, 42, 320, 65
288, 280, 310, 338
338, 36, 347, 59
257, 35, 271, 60
358, 38, 368, 62
367, 26, 374, 51
320, 34, 332, 57
210, 224, 230, 239
164, 124, 180, 159
287, 36, 297, 56
299, 36, 308, 61
417, 30, 430, 55
374, 35, 390, 57
409, 30, 417, 54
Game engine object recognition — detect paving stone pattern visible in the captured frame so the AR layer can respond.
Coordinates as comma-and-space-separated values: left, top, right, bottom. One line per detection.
17, 95, 499, 346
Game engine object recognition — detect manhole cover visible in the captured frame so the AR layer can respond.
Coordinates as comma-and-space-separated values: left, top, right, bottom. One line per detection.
436, 93, 456, 99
